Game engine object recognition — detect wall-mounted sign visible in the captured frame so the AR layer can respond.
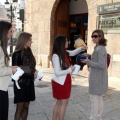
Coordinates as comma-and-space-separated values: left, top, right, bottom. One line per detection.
97, 2, 120, 14
97, 14, 120, 33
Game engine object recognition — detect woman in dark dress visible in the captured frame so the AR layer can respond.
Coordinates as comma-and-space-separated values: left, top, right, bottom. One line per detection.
12, 32, 37, 120
51, 35, 85, 120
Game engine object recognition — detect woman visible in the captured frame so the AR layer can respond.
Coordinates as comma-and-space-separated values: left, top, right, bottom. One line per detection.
52, 35, 85, 120
0, 21, 17, 120
12, 32, 37, 120
82, 30, 108, 120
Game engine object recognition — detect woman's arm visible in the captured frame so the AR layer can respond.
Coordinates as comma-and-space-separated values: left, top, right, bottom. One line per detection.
86, 48, 106, 69
52, 54, 72, 76
0, 48, 12, 76
0, 66, 12, 76
67, 47, 83, 56
12, 52, 21, 66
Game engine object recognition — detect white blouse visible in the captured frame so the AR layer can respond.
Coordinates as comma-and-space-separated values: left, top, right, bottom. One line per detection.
52, 47, 83, 85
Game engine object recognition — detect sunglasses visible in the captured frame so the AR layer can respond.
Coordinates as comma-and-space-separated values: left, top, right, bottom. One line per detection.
91, 35, 99, 38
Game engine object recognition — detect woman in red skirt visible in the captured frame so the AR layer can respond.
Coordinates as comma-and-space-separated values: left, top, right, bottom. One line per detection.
51, 35, 86, 120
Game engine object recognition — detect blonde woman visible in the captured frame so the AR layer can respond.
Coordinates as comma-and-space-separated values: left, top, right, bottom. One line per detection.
82, 30, 108, 120
12, 32, 37, 120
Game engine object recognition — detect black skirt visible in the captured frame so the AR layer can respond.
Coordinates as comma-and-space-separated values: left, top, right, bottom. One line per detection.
0, 90, 8, 120
13, 79, 35, 103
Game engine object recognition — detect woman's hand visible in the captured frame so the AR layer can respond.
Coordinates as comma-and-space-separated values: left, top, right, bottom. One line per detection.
70, 65, 75, 72
12, 66, 18, 73
82, 53, 91, 60
82, 53, 89, 57
81, 59, 88, 64
34, 70, 38, 79
81, 46, 88, 51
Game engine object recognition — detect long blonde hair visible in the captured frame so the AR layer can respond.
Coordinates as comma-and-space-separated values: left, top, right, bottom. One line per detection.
15, 32, 32, 58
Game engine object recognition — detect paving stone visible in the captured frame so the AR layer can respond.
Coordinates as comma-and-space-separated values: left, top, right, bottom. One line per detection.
8, 67, 120, 120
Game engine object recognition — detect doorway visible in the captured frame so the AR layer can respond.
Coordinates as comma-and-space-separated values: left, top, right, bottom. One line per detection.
69, 13, 88, 50
54, 0, 88, 50
50, 0, 88, 68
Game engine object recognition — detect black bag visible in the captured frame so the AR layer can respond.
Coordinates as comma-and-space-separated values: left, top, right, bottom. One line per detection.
18, 78, 30, 86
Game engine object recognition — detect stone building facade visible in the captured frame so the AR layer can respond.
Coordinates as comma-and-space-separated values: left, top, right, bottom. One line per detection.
25, 0, 120, 77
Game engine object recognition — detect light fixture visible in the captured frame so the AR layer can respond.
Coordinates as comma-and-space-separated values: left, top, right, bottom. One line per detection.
4, 0, 10, 9
4, 0, 18, 55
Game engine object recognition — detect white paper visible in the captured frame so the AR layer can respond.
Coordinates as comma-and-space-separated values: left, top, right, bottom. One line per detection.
11, 67, 24, 81
35, 71, 44, 82
72, 64, 80, 75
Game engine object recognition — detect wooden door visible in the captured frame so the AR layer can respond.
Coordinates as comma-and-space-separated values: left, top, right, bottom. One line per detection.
55, 0, 69, 39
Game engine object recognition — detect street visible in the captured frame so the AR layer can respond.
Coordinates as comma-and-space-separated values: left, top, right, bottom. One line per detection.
8, 67, 120, 120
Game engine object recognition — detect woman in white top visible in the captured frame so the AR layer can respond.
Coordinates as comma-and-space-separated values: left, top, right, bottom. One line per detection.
0, 21, 17, 120
51, 35, 86, 120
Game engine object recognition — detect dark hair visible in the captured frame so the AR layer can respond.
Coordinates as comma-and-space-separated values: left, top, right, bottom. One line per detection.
92, 30, 107, 46
0, 21, 12, 66
52, 35, 68, 70
15, 32, 32, 58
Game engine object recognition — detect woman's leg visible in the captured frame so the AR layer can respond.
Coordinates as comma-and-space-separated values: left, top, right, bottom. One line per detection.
97, 95, 103, 120
0, 90, 8, 120
90, 94, 99, 120
52, 100, 60, 120
14, 102, 24, 120
58, 99, 69, 120
21, 102, 30, 120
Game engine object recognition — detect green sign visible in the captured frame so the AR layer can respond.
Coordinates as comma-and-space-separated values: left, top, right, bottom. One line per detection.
98, 14, 120, 33
98, 2, 120, 14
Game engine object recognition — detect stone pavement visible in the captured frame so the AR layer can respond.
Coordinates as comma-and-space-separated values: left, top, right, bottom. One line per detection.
8, 67, 120, 120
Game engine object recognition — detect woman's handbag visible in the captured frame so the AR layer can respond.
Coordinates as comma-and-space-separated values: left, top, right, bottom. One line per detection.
76, 53, 111, 68
16, 66, 33, 86
18, 78, 30, 86
76, 54, 91, 63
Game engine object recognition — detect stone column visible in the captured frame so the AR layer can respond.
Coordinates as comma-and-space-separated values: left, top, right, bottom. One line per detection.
25, 0, 56, 67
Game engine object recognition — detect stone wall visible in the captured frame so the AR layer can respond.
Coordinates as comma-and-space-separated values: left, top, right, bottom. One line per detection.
87, 0, 120, 77
25, 0, 57, 67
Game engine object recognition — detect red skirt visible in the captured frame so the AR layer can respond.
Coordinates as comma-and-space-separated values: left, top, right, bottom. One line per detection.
52, 74, 71, 99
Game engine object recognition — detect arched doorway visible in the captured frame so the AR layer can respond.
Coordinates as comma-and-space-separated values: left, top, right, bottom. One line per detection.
51, 0, 88, 50
50, 0, 88, 67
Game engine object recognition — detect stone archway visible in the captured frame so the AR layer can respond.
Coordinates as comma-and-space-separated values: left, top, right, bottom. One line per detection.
49, 0, 100, 70
25, 0, 120, 76
25, 0, 98, 68
50, 0, 100, 54
50, 0, 91, 55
